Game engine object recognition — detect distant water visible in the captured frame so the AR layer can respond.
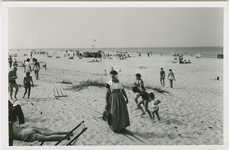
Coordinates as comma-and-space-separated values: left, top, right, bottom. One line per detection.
9, 47, 223, 58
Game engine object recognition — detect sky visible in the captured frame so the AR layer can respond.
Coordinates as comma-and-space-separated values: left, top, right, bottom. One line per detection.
8, 7, 223, 49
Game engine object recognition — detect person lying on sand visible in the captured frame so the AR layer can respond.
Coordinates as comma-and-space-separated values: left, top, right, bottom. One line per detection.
149, 93, 161, 121
12, 124, 73, 142
132, 86, 152, 119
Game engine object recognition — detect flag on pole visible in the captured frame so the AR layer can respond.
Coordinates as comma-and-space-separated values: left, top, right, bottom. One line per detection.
93, 39, 96, 42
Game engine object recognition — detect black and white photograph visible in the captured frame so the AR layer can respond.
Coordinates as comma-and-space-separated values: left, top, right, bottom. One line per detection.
1, 1, 229, 149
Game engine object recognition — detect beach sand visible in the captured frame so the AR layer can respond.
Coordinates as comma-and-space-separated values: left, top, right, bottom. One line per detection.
9, 52, 223, 145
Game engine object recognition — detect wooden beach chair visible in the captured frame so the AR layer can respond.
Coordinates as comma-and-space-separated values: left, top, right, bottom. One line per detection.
11, 121, 87, 146
40, 121, 87, 146
53, 88, 68, 98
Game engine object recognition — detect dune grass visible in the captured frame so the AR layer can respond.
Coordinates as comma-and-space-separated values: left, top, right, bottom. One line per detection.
124, 84, 169, 94
145, 86, 170, 94
67, 79, 105, 91
58, 79, 73, 84
64, 79, 169, 94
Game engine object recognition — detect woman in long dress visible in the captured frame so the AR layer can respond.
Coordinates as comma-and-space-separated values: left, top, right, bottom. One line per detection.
105, 70, 130, 133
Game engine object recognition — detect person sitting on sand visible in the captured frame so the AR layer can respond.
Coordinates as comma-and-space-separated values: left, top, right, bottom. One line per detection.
23, 72, 34, 99
9, 66, 19, 100
149, 93, 161, 121
134, 73, 146, 91
132, 86, 152, 119
9, 100, 25, 125
12, 124, 73, 142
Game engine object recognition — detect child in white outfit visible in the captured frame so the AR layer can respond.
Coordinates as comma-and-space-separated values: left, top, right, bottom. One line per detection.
149, 92, 161, 121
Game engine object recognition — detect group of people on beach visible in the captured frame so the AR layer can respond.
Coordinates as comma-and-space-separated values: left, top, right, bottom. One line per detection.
8, 53, 177, 145
8, 56, 41, 100
104, 67, 176, 133
8, 55, 72, 145
160, 68, 176, 88
104, 64, 177, 133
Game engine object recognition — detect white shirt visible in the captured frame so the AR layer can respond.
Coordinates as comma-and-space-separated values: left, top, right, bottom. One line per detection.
25, 62, 31, 72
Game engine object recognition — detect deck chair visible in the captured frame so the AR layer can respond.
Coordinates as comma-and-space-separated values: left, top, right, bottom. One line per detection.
40, 121, 87, 146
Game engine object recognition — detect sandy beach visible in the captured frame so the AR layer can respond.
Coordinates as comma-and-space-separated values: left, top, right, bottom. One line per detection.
9, 52, 223, 146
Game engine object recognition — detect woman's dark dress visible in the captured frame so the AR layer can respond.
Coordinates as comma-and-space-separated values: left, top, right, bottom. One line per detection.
106, 80, 130, 131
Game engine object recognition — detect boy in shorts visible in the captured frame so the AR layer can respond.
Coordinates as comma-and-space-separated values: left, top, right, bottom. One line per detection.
23, 72, 34, 99
132, 86, 152, 119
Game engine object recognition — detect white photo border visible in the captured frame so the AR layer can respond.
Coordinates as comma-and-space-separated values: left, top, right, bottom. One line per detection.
1, 1, 229, 150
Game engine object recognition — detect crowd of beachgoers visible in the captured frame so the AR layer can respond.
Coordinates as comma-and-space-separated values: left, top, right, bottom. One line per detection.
7, 49, 223, 146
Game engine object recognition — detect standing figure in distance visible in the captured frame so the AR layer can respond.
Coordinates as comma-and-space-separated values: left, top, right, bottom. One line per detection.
23, 72, 34, 99
8, 55, 13, 68
8, 67, 19, 100
160, 68, 165, 87
168, 69, 176, 88
33, 59, 40, 80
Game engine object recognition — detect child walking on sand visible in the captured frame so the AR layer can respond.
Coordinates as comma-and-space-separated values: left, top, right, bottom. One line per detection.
132, 86, 152, 119
149, 92, 161, 121
23, 72, 34, 99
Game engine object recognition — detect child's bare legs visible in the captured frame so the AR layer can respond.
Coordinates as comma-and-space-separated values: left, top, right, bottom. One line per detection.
10, 83, 18, 100
137, 100, 145, 115
23, 87, 28, 98
155, 108, 160, 120
27, 86, 31, 98
134, 99, 138, 110
144, 100, 152, 119
10, 86, 13, 99
169, 79, 173, 88
152, 108, 160, 121
14, 85, 19, 100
